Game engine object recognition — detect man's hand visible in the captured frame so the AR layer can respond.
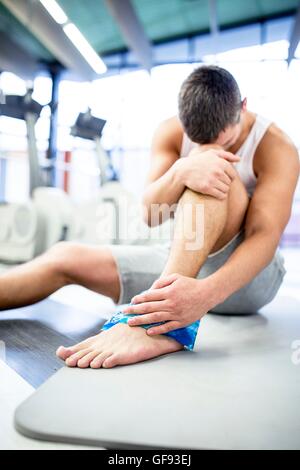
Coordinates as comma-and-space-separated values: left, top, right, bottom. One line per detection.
124, 273, 218, 335
178, 147, 240, 200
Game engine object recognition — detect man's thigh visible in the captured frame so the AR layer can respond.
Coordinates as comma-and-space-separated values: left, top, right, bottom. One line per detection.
198, 231, 286, 314
108, 243, 169, 304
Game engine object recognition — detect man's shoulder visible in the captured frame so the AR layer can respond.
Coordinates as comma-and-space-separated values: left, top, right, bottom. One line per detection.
253, 122, 299, 180
154, 116, 184, 153
258, 122, 297, 154
255, 122, 298, 169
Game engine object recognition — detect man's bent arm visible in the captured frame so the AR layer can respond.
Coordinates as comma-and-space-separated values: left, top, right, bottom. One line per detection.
143, 118, 240, 227
207, 139, 299, 303
142, 119, 186, 226
125, 132, 299, 334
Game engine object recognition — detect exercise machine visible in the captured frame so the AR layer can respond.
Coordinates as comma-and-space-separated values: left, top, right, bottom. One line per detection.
70, 110, 137, 245
71, 110, 111, 186
0, 91, 79, 263
69, 109, 172, 246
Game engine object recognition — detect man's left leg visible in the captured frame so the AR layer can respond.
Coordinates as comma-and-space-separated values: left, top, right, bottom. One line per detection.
57, 176, 249, 368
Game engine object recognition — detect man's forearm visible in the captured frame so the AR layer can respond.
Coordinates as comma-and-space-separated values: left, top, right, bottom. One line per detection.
143, 159, 186, 226
207, 230, 280, 305
143, 146, 239, 226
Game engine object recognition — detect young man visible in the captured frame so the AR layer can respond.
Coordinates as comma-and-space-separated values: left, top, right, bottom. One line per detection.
0, 66, 299, 368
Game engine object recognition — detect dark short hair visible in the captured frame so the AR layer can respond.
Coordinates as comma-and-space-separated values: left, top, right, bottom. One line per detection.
178, 65, 242, 144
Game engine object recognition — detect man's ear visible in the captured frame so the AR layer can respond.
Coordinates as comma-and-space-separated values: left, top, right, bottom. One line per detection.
241, 98, 247, 112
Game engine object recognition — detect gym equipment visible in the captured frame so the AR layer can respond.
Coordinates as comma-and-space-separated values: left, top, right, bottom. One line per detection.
32, 187, 79, 255
0, 187, 79, 263
71, 110, 110, 186
70, 109, 173, 247
14, 297, 300, 449
70, 110, 133, 245
0, 92, 43, 196
0, 91, 79, 263
0, 203, 38, 263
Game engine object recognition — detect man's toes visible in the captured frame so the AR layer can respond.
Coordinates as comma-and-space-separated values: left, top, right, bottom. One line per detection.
102, 353, 121, 369
65, 348, 92, 367
56, 346, 73, 360
56, 338, 92, 360
77, 351, 100, 369
90, 352, 113, 369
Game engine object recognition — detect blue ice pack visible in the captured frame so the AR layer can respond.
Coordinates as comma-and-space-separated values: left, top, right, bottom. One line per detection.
102, 309, 200, 351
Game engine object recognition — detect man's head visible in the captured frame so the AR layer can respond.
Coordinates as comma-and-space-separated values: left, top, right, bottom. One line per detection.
178, 65, 245, 148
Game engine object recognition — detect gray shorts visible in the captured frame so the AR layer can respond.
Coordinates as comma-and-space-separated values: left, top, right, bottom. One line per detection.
108, 231, 286, 314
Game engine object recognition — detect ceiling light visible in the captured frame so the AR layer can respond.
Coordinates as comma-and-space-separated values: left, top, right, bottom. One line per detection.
63, 23, 107, 74
39, 0, 68, 25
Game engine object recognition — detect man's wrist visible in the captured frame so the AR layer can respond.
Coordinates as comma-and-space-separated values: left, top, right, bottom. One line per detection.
199, 273, 229, 309
172, 157, 187, 188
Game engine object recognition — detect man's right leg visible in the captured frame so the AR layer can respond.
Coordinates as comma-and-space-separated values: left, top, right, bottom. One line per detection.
56, 174, 249, 369
0, 243, 121, 310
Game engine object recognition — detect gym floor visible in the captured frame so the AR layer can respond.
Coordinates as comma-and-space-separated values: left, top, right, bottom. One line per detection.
0, 246, 299, 449
0, 272, 115, 450
1, 247, 299, 387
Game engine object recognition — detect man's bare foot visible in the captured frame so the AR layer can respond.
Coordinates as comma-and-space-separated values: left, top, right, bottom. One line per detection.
56, 323, 183, 369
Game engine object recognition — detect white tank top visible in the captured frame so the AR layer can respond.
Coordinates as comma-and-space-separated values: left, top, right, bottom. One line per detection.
180, 114, 272, 196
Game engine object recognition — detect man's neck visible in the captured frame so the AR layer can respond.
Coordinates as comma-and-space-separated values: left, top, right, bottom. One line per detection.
228, 111, 256, 154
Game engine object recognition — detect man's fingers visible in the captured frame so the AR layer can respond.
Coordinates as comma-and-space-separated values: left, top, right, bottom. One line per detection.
131, 287, 168, 304
217, 150, 240, 163
223, 163, 237, 181
124, 301, 167, 315
128, 312, 170, 326
214, 181, 230, 194
147, 321, 181, 336
210, 188, 227, 200
218, 172, 231, 186
151, 273, 179, 290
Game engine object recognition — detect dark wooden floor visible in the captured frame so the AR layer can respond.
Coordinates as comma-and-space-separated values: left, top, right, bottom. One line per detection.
0, 299, 106, 388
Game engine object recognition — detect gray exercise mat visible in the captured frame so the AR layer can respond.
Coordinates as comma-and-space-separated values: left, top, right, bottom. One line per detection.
14, 296, 300, 449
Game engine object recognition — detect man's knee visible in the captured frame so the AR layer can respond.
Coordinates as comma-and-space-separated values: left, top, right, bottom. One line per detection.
227, 174, 250, 225
229, 173, 249, 203
46, 241, 80, 283
210, 175, 249, 253
46, 242, 118, 287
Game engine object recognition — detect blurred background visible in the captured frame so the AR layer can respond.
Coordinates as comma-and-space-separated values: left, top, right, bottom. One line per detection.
1, 3, 300, 450
0, 0, 299, 308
